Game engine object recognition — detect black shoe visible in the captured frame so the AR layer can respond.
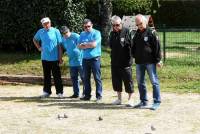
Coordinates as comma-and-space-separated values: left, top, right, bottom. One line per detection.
80, 96, 90, 101
69, 95, 79, 98
134, 101, 149, 109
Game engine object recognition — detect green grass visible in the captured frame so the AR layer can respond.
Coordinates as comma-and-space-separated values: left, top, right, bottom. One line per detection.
0, 46, 200, 93
158, 32, 200, 46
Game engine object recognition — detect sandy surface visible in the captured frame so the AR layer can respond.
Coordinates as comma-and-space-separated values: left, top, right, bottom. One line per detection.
0, 85, 199, 134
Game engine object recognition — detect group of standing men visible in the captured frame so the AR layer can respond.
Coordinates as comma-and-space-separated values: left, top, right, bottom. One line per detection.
33, 14, 162, 110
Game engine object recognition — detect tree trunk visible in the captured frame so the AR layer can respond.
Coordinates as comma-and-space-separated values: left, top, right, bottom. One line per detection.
99, 0, 112, 46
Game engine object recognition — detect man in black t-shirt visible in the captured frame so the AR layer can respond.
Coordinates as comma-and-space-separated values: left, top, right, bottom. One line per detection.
109, 15, 134, 107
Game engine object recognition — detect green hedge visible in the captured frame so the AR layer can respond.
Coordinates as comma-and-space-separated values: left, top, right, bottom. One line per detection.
85, 0, 152, 25
152, 1, 200, 28
0, 0, 86, 52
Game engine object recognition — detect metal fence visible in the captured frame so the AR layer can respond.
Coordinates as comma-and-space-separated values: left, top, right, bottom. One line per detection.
157, 27, 200, 65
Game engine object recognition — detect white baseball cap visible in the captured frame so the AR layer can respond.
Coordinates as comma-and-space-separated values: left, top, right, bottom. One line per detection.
41, 17, 51, 24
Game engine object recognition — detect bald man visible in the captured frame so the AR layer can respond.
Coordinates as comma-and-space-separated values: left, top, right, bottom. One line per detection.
132, 14, 162, 110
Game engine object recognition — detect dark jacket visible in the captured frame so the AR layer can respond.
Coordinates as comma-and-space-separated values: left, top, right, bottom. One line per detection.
109, 27, 133, 67
132, 26, 161, 64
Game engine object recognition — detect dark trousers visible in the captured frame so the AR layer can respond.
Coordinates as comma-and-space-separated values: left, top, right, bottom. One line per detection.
111, 66, 134, 93
82, 57, 103, 99
42, 60, 63, 95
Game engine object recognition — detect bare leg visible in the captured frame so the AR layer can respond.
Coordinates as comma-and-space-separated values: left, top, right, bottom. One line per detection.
128, 93, 133, 101
117, 91, 122, 100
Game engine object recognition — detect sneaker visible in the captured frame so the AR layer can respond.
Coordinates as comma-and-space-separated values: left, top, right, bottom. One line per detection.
57, 93, 64, 98
40, 92, 50, 98
112, 99, 122, 105
126, 100, 134, 107
80, 96, 90, 101
150, 103, 160, 110
134, 101, 148, 109
96, 98, 102, 103
80, 94, 85, 99
69, 94, 79, 98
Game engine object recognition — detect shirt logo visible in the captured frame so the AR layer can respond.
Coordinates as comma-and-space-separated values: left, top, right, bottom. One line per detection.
121, 38, 125, 42
144, 36, 148, 42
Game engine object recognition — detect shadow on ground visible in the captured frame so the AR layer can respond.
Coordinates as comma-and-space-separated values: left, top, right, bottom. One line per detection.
0, 96, 132, 110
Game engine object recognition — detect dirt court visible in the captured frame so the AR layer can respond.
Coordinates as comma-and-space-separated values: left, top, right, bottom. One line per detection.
0, 85, 199, 134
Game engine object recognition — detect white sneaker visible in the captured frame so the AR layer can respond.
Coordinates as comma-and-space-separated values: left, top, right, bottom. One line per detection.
80, 94, 85, 99
40, 92, 50, 98
57, 93, 63, 98
126, 100, 134, 107
96, 98, 102, 103
112, 99, 122, 105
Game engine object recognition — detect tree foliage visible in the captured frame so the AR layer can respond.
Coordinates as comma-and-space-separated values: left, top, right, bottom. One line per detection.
85, 0, 152, 46
0, 0, 86, 52
153, 0, 200, 27
112, 0, 153, 16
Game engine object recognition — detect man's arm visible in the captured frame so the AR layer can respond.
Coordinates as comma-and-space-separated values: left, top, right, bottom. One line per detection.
33, 38, 41, 51
152, 30, 162, 67
58, 44, 63, 64
78, 41, 96, 49
78, 31, 101, 49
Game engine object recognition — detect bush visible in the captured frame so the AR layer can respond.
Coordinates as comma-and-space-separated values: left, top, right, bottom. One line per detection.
152, 1, 200, 27
0, 0, 86, 52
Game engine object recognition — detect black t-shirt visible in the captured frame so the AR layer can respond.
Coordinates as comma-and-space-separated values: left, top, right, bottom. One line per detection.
109, 27, 133, 67
132, 27, 161, 64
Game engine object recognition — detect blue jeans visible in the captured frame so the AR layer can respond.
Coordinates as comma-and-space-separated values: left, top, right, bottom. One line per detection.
136, 64, 161, 103
70, 66, 85, 96
83, 57, 103, 99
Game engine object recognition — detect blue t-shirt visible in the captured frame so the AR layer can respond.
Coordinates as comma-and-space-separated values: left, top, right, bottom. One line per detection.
34, 27, 62, 61
61, 32, 82, 66
79, 28, 101, 59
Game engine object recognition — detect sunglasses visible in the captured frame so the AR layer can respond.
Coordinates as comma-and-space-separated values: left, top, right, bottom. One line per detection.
84, 25, 91, 29
136, 23, 143, 26
62, 32, 68, 35
112, 24, 120, 27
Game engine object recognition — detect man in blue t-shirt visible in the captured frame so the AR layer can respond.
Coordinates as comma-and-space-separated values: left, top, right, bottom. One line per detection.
33, 17, 63, 98
78, 19, 103, 102
60, 26, 84, 98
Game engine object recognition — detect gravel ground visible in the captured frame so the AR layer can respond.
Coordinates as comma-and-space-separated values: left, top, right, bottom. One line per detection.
0, 85, 199, 134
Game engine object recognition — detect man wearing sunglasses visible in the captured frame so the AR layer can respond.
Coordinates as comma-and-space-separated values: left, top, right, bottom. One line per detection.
60, 26, 85, 99
78, 19, 103, 102
132, 14, 162, 110
109, 15, 134, 107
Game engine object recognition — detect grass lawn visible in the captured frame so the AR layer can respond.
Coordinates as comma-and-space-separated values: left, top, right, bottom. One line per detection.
0, 46, 200, 93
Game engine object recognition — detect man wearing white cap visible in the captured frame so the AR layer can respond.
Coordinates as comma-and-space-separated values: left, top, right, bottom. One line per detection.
33, 17, 63, 98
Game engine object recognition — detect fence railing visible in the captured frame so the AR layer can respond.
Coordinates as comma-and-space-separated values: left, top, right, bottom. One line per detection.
157, 26, 200, 65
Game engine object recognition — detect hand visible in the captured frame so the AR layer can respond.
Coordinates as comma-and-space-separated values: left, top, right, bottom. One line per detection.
59, 58, 63, 65
78, 43, 87, 49
157, 61, 163, 68
38, 47, 42, 51
81, 42, 86, 46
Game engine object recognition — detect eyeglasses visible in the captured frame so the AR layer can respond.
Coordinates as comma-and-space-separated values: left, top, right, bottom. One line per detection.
62, 32, 68, 35
84, 25, 91, 29
112, 24, 120, 27
136, 23, 143, 26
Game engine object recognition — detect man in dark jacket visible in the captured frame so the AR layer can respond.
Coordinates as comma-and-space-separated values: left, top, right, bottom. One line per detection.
132, 14, 162, 110
109, 15, 134, 107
